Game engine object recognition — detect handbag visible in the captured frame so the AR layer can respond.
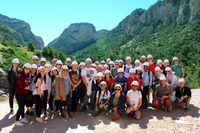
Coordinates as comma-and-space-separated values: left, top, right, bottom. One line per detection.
111, 108, 120, 121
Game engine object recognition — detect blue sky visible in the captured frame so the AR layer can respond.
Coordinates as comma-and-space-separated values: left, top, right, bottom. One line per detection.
0, 0, 158, 46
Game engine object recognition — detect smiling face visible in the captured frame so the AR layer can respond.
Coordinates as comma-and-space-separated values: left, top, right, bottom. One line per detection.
40, 68, 46, 76
164, 62, 169, 67
12, 63, 18, 68
56, 64, 61, 69
166, 71, 171, 76
31, 68, 37, 74
45, 67, 51, 73
41, 61, 46, 66
62, 69, 68, 75
155, 70, 160, 76
115, 87, 121, 92
135, 63, 140, 67
115, 63, 119, 69
158, 63, 162, 67
101, 83, 106, 90
86, 62, 91, 68
126, 59, 131, 65
67, 61, 71, 66
160, 80, 166, 86
179, 81, 185, 88
24, 67, 30, 74
105, 73, 110, 78
132, 85, 138, 91
72, 64, 78, 70
52, 70, 58, 76
80, 65, 85, 70
144, 66, 148, 71
33, 58, 39, 64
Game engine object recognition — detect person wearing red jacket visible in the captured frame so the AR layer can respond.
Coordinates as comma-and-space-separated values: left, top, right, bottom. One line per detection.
127, 68, 141, 91
15, 63, 31, 127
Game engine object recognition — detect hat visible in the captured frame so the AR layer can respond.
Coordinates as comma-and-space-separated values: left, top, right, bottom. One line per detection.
115, 60, 120, 63
126, 56, 131, 60
52, 67, 58, 71
118, 68, 124, 73
106, 58, 111, 61
38, 66, 45, 72
114, 84, 122, 90
164, 59, 169, 63
155, 67, 161, 71
101, 60, 105, 64
104, 64, 108, 68
66, 58, 71, 62
91, 63, 96, 67
12, 58, 19, 64
119, 60, 123, 63
147, 54, 153, 59
56, 60, 62, 65
129, 68, 136, 73
97, 72, 104, 77
141, 55, 146, 60
40, 58, 46, 62
31, 64, 37, 69
32, 56, 39, 60
79, 62, 85, 66
86, 58, 92, 63
23, 63, 31, 68
99, 81, 107, 87
157, 59, 162, 64
62, 65, 68, 70
160, 76, 166, 80
105, 70, 111, 74
97, 65, 103, 69
131, 81, 138, 86
109, 61, 114, 65
143, 62, 149, 67
95, 61, 99, 64
179, 78, 186, 83
52, 58, 57, 62
45, 63, 51, 68
136, 66, 142, 71
165, 67, 171, 72
173, 57, 178, 61
72, 61, 78, 65
135, 59, 140, 64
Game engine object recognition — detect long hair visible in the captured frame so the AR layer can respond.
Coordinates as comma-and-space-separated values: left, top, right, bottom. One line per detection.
104, 73, 112, 79
29, 68, 37, 77
34, 72, 46, 84
51, 69, 59, 83
136, 70, 142, 76
11, 64, 19, 74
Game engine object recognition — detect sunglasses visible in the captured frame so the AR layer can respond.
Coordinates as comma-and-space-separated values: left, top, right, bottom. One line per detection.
40, 70, 45, 73
115, 89, 121, 91
148, 58, 153, 60
63, 69, 68, 71
34, 59, 39, 61
115, 64, 119, 65
130, 73, 135, 75
25, 67, 30, 70
132, 86, 138, 88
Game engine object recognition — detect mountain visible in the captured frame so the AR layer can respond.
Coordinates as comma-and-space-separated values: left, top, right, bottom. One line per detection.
0, 23, 26, 45
0, 14, 44, 49
48, 23, 97, 55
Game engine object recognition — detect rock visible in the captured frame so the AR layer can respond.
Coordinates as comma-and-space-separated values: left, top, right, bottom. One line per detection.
0, 14, 44, 49
48, 23, 97, 55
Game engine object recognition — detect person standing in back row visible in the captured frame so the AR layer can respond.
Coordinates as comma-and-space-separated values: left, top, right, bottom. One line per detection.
123, 56, 133, 77
111, 60, 120, 78
140, 55, 146, 68
66, 58, 72, 70
172, 57, 185, 79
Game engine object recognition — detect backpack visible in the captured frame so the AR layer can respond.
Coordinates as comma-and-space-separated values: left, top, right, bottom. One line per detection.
98, 89, 108, 104
123, 65, 134, 73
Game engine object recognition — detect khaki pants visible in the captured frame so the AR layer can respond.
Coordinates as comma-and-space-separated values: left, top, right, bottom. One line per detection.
175, 97, 191, 109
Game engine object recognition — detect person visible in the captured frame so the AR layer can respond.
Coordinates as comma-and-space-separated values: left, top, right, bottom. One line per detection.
157, 59, 166, 76
103, 70, 114, 93
49, 67, 59, 114
95, 61, 99, 69
172, 57, 185, 79
154, 76, 172, 112
127, 69, 141, 91
55, 60, 62, 73
126, 81, 142, 120
109, 61, 114, 70
81, 58, 97, 112
147, 54, 155, 76
140, 55, 146, 68
40, 58, 46, 67
152, 67, 164, 104
100, 60, 106, 66
91, 63, 96, 69
106, 58, 111, 65
175, 78, 191, 110
136, 66, 143, 80
123, 56, 133, 77
96, 72, 104, 91
111, 60, 120, 78
32, 66, 46, 123
43, 63, 52, 117
32, 56, 40, 68
142, 62, 152, 108
78, 62, 85, 110
164, 59, 170, 68
92, 81, 110, 116
108, 84, 126, 119
119, 60, 123, 68
66, 58, 72, 70
69, 61, 81, 114
55, 65, 73, 118
26, 64, 37, 116
134, 60, 140, 69
103, 64, 109, 71
114, 68, 127, 94
15, 63, 31, 126
165, 67, 179, 90
52, 58, 57, 67
97, 65, 103, 73
7, 58, 21, 114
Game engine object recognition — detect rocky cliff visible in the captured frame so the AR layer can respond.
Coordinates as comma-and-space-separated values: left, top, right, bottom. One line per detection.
0, 14, 44, 49
48, 23, 97, 55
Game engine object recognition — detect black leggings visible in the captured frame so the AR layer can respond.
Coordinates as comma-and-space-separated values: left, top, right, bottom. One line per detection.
15, 93, 27, 121
9, 88, 15, 109
59, 94, 71, 114
43, 90, 48, 114
142, 86, 149, 107
71, 90, 78, 112
26, 91, 33, 107
33, 95, 43, 117
48, 93, 54, 111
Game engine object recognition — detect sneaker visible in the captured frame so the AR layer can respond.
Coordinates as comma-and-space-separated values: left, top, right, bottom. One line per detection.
44, 113, 49, 117
15, 121, 24, 126
21, 118, 29, 123
60, 114, 66, 118
26, 110, 30, 115
50, 110, 54, 114
54, 111, 59, 115
30, 112, 34, 116
10, 109, 14, 115
164, 108, 168, 112
66, 113, 72, 118
36, 117, 44, 123
184, 108, 189, 110
64, 106, 67, 111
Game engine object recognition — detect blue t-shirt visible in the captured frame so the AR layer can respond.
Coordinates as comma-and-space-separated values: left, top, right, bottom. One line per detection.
64, 79, 69, 95
114, 76, 127, 91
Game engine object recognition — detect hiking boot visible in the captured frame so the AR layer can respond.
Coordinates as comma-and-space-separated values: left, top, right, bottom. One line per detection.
15, 121, 24, 126
10, 109, 14, 115
60, 114, 66, 118
21, 118, 29, 123
36, 117, 44, 123
66, 113, 72, 118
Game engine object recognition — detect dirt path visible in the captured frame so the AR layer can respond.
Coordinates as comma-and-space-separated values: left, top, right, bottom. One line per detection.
0, 89, 199, 133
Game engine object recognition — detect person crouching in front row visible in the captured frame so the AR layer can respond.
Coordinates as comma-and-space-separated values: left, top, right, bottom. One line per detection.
55, 65, 72, 119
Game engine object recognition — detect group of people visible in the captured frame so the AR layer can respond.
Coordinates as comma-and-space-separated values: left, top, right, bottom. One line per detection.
7, 54, 192, 126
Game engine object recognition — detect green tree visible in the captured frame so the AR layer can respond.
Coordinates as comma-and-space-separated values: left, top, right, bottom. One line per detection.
28, 42, 35, 52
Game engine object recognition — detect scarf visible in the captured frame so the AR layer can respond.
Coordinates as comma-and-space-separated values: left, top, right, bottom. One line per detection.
60, 70, 69, 80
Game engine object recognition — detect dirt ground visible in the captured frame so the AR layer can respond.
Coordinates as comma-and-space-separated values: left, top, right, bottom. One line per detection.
0, 89, 199, 133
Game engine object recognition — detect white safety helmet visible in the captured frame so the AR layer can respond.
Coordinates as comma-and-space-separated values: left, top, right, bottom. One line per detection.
12, 58, 19, 64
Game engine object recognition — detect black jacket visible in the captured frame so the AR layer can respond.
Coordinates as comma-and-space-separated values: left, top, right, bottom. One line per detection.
7, 69, 21, 89
175, 85, 192, 98
108, 92, 126, 109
